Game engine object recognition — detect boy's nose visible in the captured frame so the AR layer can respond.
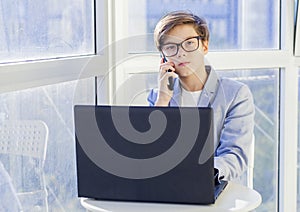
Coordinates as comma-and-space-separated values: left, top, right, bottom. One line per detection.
176, 46, 186, 57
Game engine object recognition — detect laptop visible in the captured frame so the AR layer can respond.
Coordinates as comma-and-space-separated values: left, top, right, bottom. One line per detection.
74, 105, 227, 205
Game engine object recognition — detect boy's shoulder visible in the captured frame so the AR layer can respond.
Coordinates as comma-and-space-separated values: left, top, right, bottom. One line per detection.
219, 76, 248, 90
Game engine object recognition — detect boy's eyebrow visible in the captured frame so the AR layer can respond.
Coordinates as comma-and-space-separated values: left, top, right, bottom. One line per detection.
162, 35, 199, 45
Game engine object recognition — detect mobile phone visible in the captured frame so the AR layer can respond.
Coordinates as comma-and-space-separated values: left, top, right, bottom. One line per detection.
162, 55, 174, 91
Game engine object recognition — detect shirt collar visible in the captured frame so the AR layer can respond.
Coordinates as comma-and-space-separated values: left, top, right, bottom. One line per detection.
169, 65, 220, 107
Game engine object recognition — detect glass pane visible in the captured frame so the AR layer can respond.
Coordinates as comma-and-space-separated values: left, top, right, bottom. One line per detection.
217, 69, 279, 212
0, 0, 94, 64
128, 0, 279, 52
0, 78, 96, 211
121, 69, 279, 211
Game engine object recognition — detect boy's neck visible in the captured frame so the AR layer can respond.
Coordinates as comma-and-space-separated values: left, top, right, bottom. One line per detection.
180, 68, 208, 91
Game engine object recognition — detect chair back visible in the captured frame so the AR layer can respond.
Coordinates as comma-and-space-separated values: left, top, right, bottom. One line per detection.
0, 120, 49, 211
0, 120, 48, 161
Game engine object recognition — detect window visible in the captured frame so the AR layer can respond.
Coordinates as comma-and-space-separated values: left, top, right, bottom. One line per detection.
0, 0, 94, 64
0, 0, 107, 210
127, 0, 279, 53
0, 78, 94, 211
218, 69, 279, 211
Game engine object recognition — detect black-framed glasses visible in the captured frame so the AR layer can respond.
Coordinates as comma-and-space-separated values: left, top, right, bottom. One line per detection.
160, 36, 203, 57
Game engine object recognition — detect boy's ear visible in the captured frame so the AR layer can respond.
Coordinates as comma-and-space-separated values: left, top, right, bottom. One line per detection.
202, 40, 209, 54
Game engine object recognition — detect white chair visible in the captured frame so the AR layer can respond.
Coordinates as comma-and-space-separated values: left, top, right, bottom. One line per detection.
247, 135, 255, 189
0, 120, 49, 211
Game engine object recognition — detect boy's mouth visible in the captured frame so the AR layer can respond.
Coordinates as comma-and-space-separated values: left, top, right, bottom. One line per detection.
178, 62, 190, 67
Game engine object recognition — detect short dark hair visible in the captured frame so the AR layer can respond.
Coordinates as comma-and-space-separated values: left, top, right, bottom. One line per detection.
154, 11, 209, 51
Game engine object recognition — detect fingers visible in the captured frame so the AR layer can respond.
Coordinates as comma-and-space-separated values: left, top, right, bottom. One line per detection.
159, 62, 175, 79
158, 70, 177, 92
160, 62, 175, 72
158, 59, 176, 83
156, 59, 176, 105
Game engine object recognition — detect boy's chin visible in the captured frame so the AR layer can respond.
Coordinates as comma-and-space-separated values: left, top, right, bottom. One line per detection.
177, 68, 195, 77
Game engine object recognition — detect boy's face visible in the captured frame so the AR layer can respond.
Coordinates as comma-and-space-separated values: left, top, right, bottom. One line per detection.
162, 24, 208, 78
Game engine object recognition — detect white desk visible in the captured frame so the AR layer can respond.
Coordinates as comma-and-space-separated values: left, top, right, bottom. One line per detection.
80, 182, 262, 212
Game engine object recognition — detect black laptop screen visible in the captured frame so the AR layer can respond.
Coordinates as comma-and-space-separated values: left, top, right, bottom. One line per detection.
74, 105, 215, 204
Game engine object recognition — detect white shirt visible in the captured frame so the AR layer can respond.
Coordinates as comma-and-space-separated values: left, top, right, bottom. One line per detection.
181, 86, 202, 107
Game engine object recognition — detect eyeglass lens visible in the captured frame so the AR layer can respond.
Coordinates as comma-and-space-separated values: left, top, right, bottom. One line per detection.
161, 37, 200, 57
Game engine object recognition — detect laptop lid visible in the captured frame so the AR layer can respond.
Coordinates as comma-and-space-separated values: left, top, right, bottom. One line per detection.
74, 105, 216, 204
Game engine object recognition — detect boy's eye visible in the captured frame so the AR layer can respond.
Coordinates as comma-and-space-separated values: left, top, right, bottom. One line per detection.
164, 45, 176, 50
185, 40, 195, 45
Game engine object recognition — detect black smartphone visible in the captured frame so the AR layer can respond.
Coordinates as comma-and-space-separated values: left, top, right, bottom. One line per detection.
162, 55, 174, 91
